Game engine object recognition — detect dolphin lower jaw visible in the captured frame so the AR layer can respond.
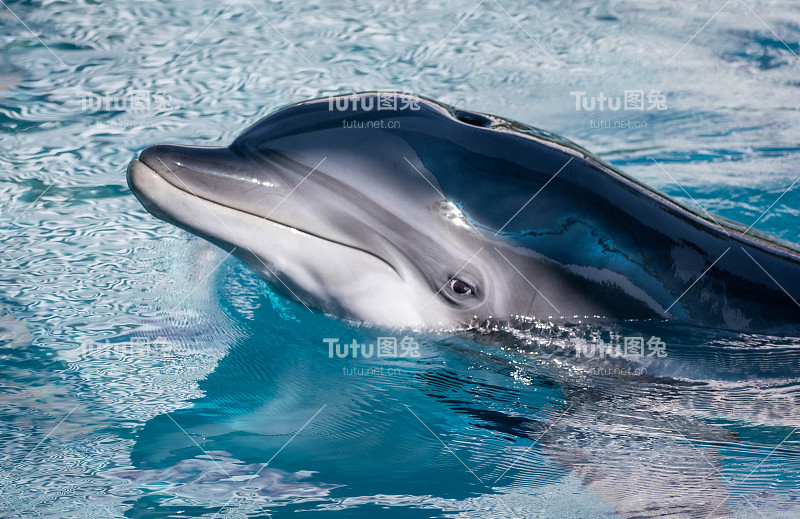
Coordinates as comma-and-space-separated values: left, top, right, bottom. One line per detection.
127, 159, 448, 326
135, 145, 417, 279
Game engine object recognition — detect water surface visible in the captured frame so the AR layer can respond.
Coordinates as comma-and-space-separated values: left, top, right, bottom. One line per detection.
1, 0, 799, 517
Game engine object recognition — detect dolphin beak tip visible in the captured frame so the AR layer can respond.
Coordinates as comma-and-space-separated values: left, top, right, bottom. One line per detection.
127, 158, 154, 199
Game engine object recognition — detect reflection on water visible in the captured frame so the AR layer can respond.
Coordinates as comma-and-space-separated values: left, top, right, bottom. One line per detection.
59, 302, 800, 518
1, 0, 800, 517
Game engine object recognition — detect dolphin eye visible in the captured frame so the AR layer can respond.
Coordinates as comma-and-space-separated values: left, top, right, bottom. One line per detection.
449, 278, 473, 295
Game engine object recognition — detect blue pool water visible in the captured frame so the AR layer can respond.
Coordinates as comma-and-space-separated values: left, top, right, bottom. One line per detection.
1, 1, 800, 517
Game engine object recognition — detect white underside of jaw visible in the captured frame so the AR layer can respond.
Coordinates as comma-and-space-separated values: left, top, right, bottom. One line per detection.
129, 159, 452, 327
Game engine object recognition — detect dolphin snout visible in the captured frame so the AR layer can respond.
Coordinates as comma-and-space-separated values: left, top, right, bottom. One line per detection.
135, 144, 283, 213
138, 144, 239, 186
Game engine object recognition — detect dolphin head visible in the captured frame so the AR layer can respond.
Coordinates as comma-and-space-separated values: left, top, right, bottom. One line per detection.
128, 93, 567, 327
129, 92, 800, 331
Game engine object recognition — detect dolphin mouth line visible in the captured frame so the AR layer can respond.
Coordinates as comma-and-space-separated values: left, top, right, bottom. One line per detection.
129, 158, 402, 276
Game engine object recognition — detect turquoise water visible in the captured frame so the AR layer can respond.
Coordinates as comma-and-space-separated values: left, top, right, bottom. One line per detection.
2, 0, 800, 517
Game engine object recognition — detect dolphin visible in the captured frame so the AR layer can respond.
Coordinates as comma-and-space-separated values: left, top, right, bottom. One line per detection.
127, 92, 800, 331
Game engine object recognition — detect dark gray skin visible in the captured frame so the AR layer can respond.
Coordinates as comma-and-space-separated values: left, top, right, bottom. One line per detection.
128, 92, 800, 332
